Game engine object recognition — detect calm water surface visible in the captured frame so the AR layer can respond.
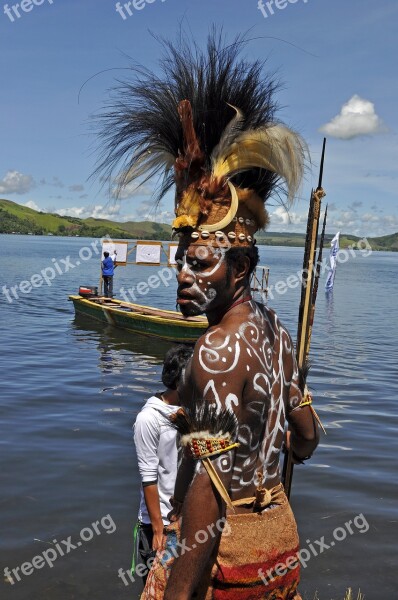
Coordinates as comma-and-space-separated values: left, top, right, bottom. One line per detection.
1, 235, 397, 600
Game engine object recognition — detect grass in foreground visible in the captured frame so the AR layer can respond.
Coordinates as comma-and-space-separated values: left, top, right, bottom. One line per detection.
344, 591, 364, 600
312, 590, 364, 600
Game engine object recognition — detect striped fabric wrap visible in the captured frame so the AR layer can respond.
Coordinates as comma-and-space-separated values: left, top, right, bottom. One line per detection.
141, 487, 302, 600
140, 521, 179, 600
203, 495, 301, 599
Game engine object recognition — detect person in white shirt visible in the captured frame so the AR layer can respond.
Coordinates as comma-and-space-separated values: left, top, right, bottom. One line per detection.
133, 345, 193, 585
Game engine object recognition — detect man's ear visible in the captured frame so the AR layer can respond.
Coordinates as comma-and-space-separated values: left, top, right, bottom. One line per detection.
233, 255, 251, 285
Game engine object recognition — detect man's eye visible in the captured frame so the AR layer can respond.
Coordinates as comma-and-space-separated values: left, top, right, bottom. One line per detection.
192, 261, 206, 270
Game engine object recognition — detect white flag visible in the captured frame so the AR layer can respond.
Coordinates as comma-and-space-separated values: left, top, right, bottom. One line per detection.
325, 232, 340, 291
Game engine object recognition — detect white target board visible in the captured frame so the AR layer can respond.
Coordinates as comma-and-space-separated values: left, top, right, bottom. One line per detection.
168, 243, 179, 266
102, 241, 128, 264
136, 242, 162, 264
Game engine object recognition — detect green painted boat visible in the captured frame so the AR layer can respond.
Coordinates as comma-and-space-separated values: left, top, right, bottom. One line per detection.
69, 295, 208, 342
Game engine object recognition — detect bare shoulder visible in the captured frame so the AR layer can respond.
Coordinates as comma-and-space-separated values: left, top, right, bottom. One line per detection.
192, 323, 242, 374
191, 304, 295, 375
254, 303, 295, 352
178, 323, 248, 414
254, 302, 284, 332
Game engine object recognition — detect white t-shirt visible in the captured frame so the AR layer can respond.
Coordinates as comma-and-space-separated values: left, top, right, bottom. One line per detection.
133, 396, 179, 525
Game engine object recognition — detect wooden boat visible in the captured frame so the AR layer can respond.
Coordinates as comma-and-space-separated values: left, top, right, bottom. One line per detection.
68, 295, 208, 343
69, 240, 268, 343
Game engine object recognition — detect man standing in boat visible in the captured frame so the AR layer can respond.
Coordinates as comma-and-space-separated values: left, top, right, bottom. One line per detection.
96, 32, 320, 600
101, 251, 115, 298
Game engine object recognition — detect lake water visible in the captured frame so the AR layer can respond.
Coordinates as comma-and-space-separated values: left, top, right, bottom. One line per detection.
1, 235, 397, 600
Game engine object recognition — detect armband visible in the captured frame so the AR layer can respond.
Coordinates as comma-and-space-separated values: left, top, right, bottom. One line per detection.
291, 386, 313, 411
142, 479, 158, 488
291, 386, 326, 434
181, 433, 239, 460
169, 405, 239, 510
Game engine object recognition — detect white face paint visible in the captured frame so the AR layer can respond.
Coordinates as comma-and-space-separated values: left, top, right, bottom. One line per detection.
178, 254, 214, 312
176, 247, 229, 316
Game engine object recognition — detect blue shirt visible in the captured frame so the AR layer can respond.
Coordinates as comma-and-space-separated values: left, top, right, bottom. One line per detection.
102, 256, 114, 276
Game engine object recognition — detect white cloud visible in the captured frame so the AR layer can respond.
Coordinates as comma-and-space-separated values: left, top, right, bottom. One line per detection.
361, 213, 398, 230
270, 206, 308, 227
69, 184, 85, 193
20, 197, 395, 238
266, 203, 398, 238
132, 199, 173, 223
135, 200, 157, 220
319, 95, 387, 140
325, 210, 398, 237
49, 201, 172, 223
24, 200, 41, 211
56, 203, 122, 220
0, 170, 36, 195
112, 181, 153, 200
56, 206, 87, 218
382, 215, 398, 229
361, 213, 379, 223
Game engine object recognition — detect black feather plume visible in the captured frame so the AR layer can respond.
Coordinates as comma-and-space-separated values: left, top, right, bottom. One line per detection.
169, 402, 238, 441
93, 28, 282, 204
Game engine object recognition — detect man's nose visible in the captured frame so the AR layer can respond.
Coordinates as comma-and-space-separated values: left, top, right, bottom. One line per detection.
177, 266, 195, 285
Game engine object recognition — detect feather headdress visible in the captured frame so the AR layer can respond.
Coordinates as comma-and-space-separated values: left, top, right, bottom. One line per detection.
95, 30, 307, 246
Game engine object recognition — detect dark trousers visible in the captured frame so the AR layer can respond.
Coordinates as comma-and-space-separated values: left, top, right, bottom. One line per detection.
138, 522, 156, 586
102, 275, 113, 298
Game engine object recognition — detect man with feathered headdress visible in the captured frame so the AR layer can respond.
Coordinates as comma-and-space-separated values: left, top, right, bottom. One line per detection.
96, 30, 319, 600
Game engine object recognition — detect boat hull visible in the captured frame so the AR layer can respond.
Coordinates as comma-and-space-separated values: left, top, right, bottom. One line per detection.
69, 295, 208, 343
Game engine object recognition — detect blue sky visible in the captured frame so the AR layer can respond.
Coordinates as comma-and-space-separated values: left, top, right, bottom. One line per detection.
1, 0, 397, 237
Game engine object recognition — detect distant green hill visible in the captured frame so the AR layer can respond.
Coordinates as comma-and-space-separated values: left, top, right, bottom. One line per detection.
257, 230, 398, 252
0, 199, 171, 240
0, 198, 397, 251
365, 232, 398, 252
